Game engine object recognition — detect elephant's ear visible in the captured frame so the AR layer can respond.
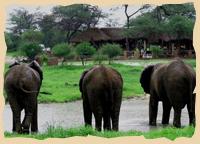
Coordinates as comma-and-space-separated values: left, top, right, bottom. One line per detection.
79, 69, 90, 93
29, 60, 43, 80
9, 61, 20, 68
140, 65, 155, 93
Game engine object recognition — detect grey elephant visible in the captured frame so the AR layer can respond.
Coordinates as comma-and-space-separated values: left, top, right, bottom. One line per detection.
79, 65, 123, 131
4, 61, 43, 133
140, 59, 196, 127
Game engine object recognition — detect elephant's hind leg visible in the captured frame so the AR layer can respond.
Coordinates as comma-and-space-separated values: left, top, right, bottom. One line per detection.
111, 89, 122, 131
187, 94, 195, 126
103, 109, 111, 131
83, 94, 92, 127
31, 101, 38, 132
94, 113, 102, 131
173, 108, 182, 128
22, 94, 36, 134
7, 93, 22, 133
162, 100, 172, 125
93, 104, 103, 131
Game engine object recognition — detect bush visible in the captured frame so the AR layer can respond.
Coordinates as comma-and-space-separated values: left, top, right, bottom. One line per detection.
100, 43, 122, 64
93, 52, 108, 64
150, 45, 164, 58
20, 42, 42, 60
52, 43, 73, 65
76, 42, 96, 66
52, 43, 72, 57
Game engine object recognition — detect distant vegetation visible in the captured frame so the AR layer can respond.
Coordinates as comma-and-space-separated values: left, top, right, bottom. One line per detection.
5, 3, 195, 62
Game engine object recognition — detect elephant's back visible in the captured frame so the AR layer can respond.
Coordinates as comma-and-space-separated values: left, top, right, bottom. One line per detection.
84, 65, 122, 90
5, 65, 40, 91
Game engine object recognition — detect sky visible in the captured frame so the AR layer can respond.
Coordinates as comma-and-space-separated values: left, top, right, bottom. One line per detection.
5, 4, 152, 29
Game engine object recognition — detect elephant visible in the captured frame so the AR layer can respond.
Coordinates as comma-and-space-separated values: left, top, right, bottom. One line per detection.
4, 60, 43, 133
79, 65, 123, 131
140, 59, 196, 127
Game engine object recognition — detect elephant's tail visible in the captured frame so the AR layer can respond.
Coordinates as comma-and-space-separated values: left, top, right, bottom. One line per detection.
19, 81, 39, 93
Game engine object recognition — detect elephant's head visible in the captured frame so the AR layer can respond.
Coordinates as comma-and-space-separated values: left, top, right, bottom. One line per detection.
29, 60, 43, 81
140, 65, 155, 93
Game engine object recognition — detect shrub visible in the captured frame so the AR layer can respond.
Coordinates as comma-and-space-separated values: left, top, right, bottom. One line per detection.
20, 42, 42, 60
93, 52, 108, 65
150, 45, 164, 58
52, 43, 72, 57
52, 43, 72, 65
100, 43, 122, 64
76, 42, 96, 66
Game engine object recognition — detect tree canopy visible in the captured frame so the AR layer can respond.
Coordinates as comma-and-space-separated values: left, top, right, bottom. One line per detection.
127, 3, 195, 40
52, 4, 104, 43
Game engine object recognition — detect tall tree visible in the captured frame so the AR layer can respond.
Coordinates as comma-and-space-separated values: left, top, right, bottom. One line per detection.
8, 8, 39, 35
52, 4, 104, 43
38, 14, 65, 47
123, 4, 151, 53
152, 3, 195, 22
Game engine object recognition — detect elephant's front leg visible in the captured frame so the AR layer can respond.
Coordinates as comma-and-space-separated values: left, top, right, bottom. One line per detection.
149, 95, 158, 126
162, 100, 172, 125
173, 108, 182, 128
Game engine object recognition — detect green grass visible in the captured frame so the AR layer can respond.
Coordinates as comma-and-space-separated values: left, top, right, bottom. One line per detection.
4, 59, 196, 103
4, 126, 195, 140
38, 64, 144, 103
6, 51, 23, 57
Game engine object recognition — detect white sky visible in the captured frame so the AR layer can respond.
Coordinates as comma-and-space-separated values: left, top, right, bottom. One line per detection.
6, 4, 153, 29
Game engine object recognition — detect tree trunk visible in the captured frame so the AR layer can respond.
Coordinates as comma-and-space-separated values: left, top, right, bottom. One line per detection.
81, 58, 84, 66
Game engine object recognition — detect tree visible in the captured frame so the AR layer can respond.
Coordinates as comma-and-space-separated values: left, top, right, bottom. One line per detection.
76, 42, 95, 66
38, 14, 66, 48
21, 30, 44, 43
100, 43, 122, 64
123, 4, 152, 53
52, 43, 72, 65
8, 8, 39, 35
166, 15, 194, 38
126, 3, 195, 50
52, 4, 104, 43
128, 13, 163, 37
17, 30, 44, 60
152, 3, 195, 22
5, 32, 14, 51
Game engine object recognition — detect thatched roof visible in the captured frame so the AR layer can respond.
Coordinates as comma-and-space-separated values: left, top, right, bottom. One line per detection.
70, 28, 126, 43
70, 27, 193, 43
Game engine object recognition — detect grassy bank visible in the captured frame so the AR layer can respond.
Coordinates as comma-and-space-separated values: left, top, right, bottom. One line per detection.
4, 59, 196, 103
38, 64, 144, 103
4, 126, 195, 140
